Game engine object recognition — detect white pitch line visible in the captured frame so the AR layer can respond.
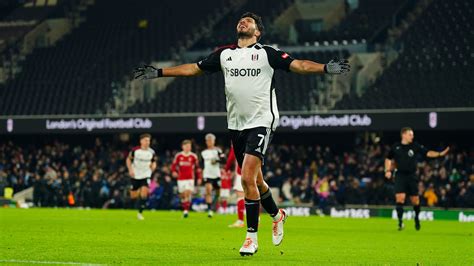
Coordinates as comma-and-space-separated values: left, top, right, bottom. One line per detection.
0, 259, 104, 265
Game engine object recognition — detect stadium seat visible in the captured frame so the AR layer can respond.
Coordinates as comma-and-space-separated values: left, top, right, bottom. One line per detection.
334, 0, 474, 109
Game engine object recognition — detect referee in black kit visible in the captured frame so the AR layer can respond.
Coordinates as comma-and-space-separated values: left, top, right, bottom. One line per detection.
385, 127, 449, 231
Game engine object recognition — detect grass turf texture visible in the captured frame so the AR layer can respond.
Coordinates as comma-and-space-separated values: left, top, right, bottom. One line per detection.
1, 208, 473, 265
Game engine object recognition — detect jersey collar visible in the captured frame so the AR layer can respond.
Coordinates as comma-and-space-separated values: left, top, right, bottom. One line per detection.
237, 42, 260, 49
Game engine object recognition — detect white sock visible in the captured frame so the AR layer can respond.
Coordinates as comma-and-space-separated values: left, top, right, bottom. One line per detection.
246, 232, 258, 242
272, 210, 282, 222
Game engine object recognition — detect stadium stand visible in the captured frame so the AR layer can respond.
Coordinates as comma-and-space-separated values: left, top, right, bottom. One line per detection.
0, 0, 21, 20
0, 0, 471, 115
334, 0, 474, 109
294, 0, 408, 44
1, 136, 472, 209
191, 0, 295, 50
0, 0, 66, 42
0, 0, 228, 115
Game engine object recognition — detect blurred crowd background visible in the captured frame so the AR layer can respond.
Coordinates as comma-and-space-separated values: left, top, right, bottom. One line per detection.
2, 134, 472, 211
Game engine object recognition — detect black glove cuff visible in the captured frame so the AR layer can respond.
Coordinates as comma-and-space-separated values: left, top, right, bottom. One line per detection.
157, 68, 163, 77
324, 64, 328, 73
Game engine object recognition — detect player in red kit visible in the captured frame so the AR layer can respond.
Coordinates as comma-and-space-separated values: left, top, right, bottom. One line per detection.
219, 168, 232, 213
226, 144, 245, 228
171, 139, 202, 218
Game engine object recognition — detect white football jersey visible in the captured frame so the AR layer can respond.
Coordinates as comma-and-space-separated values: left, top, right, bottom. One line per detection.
129, 147, 155, 179
201, 147, 224, 179
197, 43, 294, 131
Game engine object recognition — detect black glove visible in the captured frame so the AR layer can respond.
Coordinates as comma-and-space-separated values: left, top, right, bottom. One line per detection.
133, 65, 162, 80
324, 58, 350, 74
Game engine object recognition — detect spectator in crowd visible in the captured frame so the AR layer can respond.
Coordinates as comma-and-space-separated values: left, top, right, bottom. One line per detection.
314, 175, 330, 212
423, 183, 438, 207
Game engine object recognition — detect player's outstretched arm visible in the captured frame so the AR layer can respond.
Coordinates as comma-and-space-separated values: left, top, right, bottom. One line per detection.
426, 147, 450, 158
289, 57, 350, 75
126, 154, 134, 177
195, 160, 203, 186
133, 63, 203, 80
384, 158, 393, 179
150, 161, 157, 172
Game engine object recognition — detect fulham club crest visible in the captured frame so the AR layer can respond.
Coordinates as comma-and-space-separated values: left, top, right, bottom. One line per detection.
251, 54, 259, 61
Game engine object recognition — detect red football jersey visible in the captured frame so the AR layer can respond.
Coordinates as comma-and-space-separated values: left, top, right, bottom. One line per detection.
221, 169, 232, 189
225, 145, 241, 175
171, 152, 202, 181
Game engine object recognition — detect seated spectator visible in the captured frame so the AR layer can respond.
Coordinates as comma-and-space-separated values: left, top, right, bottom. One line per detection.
423, 183, 438, 207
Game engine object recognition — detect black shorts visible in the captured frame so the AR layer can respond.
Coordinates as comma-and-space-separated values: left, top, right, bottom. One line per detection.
203, 177, 221, 189
229, 127, 273, 167
394, 172, 418, 196
130, 178, 150, 191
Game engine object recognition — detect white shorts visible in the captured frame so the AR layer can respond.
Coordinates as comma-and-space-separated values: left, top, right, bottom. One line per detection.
177, 180, 194, 193
233, 174, 243, 192
220, 188, 230, 198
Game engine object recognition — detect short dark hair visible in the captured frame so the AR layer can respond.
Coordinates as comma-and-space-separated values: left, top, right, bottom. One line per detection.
139, 133, 151, 140
400, 127, 413, 135
182, 139, 192, 146
240, 12, 264, 39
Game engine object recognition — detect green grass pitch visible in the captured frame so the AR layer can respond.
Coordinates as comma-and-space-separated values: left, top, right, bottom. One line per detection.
1, 208, 473, 265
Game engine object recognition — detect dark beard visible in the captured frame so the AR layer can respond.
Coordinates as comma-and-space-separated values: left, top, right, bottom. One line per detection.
237, 30, 253, 39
